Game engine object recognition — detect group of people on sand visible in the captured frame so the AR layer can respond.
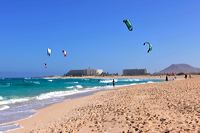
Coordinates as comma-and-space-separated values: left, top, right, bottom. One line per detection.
165, 73, 176, 81
165, 73, 192, 81
184, 74, 192, 79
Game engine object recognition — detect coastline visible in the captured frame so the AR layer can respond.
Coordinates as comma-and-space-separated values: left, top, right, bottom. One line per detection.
0, 77, 162, 132
8, 75, 200, 132
6, 76, 187, 133
4, 78, 162, 133
5, 76, 163, 132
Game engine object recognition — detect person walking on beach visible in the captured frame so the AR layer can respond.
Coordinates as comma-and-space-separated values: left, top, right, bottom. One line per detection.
112, 79, 115, 87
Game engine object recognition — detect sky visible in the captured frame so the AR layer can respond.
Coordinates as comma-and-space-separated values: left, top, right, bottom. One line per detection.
0, 0, 200, 77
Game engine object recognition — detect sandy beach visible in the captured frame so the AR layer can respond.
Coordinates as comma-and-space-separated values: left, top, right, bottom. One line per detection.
1, 0, 200, 132
9, 76, 200, 133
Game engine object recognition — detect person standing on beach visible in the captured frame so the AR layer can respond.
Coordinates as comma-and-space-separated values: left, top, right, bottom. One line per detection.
166, 75, 168, 81
185, 74, 187, 79
112, 79, 115, 87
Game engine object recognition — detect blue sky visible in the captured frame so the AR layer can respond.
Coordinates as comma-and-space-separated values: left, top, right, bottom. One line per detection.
0, 0, 200, 77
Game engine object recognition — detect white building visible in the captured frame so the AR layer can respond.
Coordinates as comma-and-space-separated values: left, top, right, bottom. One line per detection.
96, 69, 103, 75
67, 68, 103, 76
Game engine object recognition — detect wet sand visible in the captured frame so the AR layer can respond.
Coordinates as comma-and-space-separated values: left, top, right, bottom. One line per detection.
10, 76, 200, 133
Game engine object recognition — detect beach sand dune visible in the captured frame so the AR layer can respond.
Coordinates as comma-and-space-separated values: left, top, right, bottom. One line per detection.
12, 77, 200, 133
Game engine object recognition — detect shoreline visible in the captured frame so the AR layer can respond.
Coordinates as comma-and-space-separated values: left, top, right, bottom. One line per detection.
7, 76, 197, 132
0, 88, 102, 132
6, 79, 165, 133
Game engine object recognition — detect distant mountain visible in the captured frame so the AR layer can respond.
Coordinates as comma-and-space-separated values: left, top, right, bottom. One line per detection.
159, 64, 200, 74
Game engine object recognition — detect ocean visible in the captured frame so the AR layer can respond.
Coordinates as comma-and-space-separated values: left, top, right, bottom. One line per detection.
0, 77, 162, 132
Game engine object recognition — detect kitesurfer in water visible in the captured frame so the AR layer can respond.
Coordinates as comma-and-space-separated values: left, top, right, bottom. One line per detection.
112, 79, 115, 87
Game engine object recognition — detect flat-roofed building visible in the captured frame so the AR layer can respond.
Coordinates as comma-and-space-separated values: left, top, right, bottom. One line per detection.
67, 70, 86, 76
123, 69, 147, 76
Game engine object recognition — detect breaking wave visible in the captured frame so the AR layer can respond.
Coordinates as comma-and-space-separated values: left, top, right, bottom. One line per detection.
0, 98, 30, 105
100, 79, 118, 83
0, 96, 3, 101
0, 105, 10, 111
36, 89, 91, 100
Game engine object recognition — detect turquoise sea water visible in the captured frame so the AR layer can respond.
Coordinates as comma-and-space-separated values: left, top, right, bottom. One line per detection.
0, 77, 162, 132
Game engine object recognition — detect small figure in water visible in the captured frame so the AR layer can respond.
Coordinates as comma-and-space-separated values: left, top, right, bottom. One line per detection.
112, 79, 115, 87
165, 75, 168, 81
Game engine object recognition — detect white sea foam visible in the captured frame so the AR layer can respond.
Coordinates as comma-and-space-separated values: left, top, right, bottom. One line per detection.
74, 82, 78, 84
100, 80, 112, 83
147, 81, 154, 83
0, 105, 10, 111
24, 80, 40, 85
24, 77, 31, 80
66, 85, 83, 89
66, 86, 74, 89
75, 85, 83, 89
48, 80, 53, 82
36, 89, 92, 100
0, 96, 3, 101
0, 123, 22, 133
133, 79, 141, 81
0, 98, 30, 105
33, 81, 40, 85
100, 79, 118, 83
130, 83, 136, 86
